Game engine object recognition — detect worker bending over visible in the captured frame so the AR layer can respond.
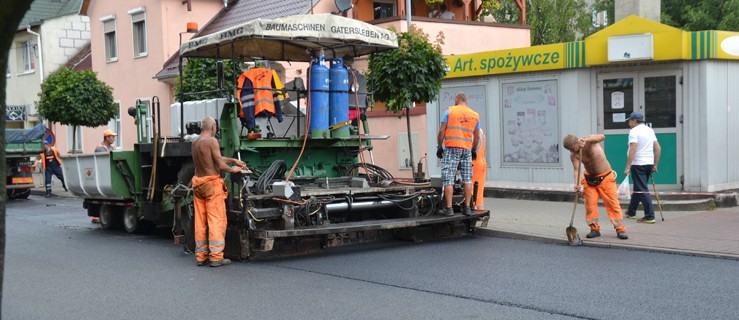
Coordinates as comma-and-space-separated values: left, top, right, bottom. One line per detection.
563, 134, 628, 240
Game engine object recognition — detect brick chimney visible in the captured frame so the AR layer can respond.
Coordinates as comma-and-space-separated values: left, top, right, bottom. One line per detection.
615, 0, 660, 22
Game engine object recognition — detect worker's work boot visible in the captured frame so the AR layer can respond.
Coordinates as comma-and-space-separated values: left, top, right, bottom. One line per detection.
440, 207, 454, 217
196, 260, 209, 267
210, 259, 232, 268
463, 206, 473, 216
617, 231, 629, 240
45, 189, 52, 198
585, 229, 601, 238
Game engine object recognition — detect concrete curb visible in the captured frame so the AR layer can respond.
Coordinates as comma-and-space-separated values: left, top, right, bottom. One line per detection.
486, 187, 720, 211
475, 228, 739, 261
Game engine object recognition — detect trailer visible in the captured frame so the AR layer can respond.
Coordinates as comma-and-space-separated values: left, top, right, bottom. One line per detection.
5, 124, 45, 200
62, 14, 489, 260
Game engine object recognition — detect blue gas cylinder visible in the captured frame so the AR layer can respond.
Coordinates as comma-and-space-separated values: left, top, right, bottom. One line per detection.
309, 55, 329, 139
329, 58, 349, 138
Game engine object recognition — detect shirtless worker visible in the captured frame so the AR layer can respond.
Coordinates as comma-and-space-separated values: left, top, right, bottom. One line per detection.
191, 117, 247, 267
562, 134, 628, 240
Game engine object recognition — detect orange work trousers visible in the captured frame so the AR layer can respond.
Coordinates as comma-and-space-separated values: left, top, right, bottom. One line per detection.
192, 175, 228, 263
581, 171, 625, 233
472, 158, 487, 210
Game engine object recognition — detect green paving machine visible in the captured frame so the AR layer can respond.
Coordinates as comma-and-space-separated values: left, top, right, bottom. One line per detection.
62, 14, 489, 260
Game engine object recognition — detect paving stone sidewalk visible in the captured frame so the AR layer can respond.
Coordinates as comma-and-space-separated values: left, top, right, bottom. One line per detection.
475, 197, 739, 260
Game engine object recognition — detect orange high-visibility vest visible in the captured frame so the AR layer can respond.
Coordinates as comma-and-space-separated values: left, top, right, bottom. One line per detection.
237, 68, 276, 118
39, 146, 62, 170
444, 106, 479, 150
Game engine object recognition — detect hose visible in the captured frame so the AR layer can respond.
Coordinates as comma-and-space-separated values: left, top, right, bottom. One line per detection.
344, 162, 393, 183
255, 160, 286, 194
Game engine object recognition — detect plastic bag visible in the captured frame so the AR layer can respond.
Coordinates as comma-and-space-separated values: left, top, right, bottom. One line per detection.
618, 177, 631, 200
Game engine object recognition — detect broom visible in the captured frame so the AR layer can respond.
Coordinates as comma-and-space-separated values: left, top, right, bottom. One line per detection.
566, 148, 583, 246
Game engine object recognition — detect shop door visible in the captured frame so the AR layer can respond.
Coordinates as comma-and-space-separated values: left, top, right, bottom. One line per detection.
598, 71, 681, 186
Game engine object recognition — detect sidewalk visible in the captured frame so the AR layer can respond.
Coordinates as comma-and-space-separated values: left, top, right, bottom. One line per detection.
475, 197, 739, 260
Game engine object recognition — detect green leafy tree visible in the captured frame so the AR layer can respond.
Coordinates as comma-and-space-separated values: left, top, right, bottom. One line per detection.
663, 0, 739, 31
368, 25, 446, 112
367, 25, 446, 176
174, 58, 243, 101
492, 0, 611, 45
38, 68, 116, 151
0, 0, 35, 308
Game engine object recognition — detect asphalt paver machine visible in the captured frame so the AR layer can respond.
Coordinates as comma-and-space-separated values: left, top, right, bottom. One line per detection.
63, 14, 489, 260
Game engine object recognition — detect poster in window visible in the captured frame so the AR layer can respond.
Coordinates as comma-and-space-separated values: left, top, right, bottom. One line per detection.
501, 80, 559, 165
611, 91, 625, 109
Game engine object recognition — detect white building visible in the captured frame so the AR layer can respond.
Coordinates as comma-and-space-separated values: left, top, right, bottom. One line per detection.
6, 0, 91, 133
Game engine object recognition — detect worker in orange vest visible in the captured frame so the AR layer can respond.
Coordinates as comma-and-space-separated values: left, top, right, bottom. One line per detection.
39, 142, 67, 198
436, 92, 480, 216
471, 128, 487, 210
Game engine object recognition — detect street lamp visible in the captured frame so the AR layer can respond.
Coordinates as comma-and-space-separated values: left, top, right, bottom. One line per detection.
178, 22, 198, 138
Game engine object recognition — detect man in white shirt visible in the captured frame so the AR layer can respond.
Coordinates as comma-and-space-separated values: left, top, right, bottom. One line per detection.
429, 4, 455, 20
624, 112, 661, 223
439, 4, 455, 20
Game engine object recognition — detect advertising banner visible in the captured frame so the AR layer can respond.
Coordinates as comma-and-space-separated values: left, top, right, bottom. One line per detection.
501, 80, 559, 165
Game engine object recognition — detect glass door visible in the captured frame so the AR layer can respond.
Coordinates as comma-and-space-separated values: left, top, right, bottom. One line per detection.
639, 71, 680, 185
599, 73, 636, 186
598, 70, 681, 187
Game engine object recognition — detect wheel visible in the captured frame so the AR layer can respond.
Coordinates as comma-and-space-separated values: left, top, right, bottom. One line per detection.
16, 189, 31, 199
7, 188, 31, 200
99, 204, 121, 230
176, 162, 196, 252
180, 203, 196, 253
123, 207, 140, 234
177, 162, 195, 186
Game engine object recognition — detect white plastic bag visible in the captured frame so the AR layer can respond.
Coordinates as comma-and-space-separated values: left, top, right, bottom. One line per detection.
618, 177, 631, 200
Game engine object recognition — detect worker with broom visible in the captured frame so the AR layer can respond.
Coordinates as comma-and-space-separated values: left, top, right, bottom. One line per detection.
563, 134, 628, 240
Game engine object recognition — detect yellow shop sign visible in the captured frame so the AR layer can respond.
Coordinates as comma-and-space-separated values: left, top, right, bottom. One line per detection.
445, 42, 585, 79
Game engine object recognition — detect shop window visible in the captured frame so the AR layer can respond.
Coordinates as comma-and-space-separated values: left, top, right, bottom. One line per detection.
501, 80, 560, 165
129, 8, 147, 57
643, 76, 677, 128
602, 78, 634, 130
373, 0, 395, 19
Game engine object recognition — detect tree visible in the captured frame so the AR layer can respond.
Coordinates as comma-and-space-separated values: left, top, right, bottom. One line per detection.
367, 25, 447, 177
662, 0, 739, 31
1, 0, 35, 311
37, 68, 116, 151
492, 0, 611, 45
174, 58, 243, 102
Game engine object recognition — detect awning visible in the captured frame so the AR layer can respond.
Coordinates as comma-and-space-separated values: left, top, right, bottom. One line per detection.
179, 14, 398, 61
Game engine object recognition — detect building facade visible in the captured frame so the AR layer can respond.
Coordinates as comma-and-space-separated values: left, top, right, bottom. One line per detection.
49, 0, 226, 153
432, 16, 739, 192
6, 0, 91, 133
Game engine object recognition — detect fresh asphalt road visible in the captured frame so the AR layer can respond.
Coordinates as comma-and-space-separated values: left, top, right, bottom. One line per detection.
3, 196, 739, 320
